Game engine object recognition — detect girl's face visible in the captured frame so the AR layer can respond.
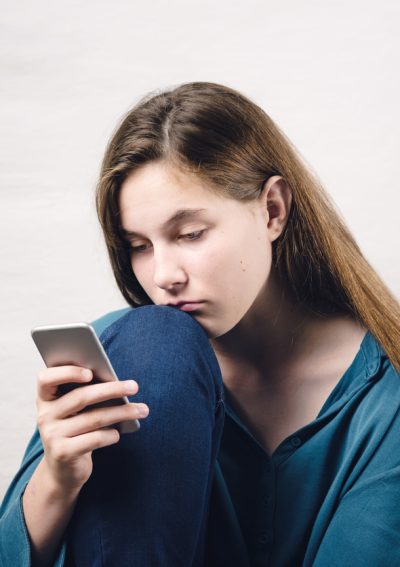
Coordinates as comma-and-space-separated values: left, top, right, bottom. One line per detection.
119, 161, 280, 338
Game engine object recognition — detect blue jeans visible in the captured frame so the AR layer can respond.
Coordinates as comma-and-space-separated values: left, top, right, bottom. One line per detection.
65, 305, 225, 566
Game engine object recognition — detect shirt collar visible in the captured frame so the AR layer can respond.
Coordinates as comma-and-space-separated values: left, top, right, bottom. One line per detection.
361, 329, 386, 379
223, 329, 386, 427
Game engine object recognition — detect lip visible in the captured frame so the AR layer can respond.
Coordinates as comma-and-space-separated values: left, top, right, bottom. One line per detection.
165, 301, 205, 312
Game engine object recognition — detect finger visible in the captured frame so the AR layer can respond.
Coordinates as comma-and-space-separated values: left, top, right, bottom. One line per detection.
51, 428, 121, 460
54, 379, 139, 418
38, 366, 93, 401
58, 403, 149, 437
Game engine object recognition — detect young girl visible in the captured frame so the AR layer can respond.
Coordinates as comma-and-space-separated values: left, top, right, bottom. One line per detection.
1, 81, 400, 567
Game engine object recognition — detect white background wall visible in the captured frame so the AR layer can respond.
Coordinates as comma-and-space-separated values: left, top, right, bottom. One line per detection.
1, 0, 399, 499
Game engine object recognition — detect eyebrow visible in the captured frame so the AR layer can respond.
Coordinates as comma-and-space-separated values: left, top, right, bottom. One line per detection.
121, 208, 208, 238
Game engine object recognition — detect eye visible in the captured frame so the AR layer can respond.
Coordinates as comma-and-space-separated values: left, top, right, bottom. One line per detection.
128, 229, 206, 255
179, 229, 206, 241
129, 243, 150, 254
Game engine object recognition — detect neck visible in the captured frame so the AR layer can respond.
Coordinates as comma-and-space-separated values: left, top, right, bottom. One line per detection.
210, 273, 354, 389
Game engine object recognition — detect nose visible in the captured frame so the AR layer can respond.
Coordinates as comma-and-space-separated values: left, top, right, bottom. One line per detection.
152, 246, 188, 290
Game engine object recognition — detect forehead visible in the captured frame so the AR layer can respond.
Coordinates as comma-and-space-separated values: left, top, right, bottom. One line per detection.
118, 162, 229, 230
120, 161, 219, 205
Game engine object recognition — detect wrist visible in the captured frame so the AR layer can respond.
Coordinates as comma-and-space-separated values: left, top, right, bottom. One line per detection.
37, 457, 83, 502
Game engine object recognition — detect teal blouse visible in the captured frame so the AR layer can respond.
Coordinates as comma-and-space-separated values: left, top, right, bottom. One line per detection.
1, 308, 400, 566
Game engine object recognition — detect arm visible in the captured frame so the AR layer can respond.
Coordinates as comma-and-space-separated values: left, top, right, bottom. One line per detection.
21, 457, 81, 567
0, 309, 135, 566
0, 429, 68, 567
1, 369, 148, 567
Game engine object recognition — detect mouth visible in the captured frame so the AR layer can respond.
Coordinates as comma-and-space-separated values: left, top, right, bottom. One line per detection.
166, 301, 205, 312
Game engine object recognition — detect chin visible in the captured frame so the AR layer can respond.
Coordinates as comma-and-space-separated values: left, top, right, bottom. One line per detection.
187, 315, 222, 339
201, 319, 240, 340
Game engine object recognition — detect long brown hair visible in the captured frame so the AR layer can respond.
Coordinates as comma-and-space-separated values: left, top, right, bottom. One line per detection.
96, 81, 400, 371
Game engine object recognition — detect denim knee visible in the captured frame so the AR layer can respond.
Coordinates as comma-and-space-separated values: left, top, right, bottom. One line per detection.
99, 305, 224, 414
67, 306, 226, 567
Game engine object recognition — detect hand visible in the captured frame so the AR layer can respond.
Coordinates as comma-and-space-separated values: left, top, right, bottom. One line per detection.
36, 366, 149, 493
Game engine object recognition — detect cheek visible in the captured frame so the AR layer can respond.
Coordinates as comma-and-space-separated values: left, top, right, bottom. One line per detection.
130, 258, 151, 290
225, 233, 270, 277
219, 242, 271, 322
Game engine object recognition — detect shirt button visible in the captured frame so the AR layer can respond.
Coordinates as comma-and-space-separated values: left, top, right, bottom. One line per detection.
290, 436, 302, 448
257, 531, 272, 545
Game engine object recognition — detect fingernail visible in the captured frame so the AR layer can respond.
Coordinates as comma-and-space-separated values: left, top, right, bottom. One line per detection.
125, 380, 138, 392
138, 404, 149, 417
82, 369, 92, 379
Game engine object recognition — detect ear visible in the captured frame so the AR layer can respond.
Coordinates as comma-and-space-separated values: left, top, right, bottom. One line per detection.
259, 175, 293, 242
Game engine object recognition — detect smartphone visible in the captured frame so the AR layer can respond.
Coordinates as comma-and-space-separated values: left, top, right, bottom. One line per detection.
31, 322, 140, 434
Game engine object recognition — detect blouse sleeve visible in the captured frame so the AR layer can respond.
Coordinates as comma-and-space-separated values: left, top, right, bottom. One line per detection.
0, 429, 67, 567
0, 309, 129, 565
311, 467, 400, 567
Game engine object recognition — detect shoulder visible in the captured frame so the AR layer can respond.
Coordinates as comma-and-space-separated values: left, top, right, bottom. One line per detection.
91, 307, 133, 337
355, 332, 400, 439
344, 331, 400, 431
361, 330, 399, 382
